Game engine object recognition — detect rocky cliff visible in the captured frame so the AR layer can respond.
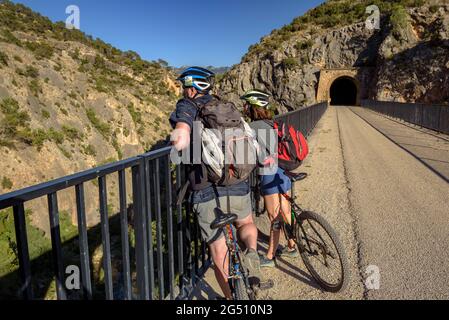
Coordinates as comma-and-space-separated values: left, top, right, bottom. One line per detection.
218, 0, 449, 111
0, 1, 180, 231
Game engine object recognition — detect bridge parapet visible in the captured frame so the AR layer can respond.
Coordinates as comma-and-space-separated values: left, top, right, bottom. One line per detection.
362, 100, 449, 135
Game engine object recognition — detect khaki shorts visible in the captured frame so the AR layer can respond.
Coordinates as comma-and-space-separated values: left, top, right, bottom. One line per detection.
192, 194, 252, 244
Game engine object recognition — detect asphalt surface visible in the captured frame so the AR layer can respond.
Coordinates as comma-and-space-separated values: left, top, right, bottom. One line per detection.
192, 106, 449, 300
340, 107, 449, 299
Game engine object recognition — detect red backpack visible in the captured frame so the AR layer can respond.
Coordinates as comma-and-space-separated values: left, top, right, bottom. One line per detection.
273, 121, 309, 171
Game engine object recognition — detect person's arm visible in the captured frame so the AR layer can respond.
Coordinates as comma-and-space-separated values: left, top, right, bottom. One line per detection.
171, 122, 191, 151
169, 99, 196, 151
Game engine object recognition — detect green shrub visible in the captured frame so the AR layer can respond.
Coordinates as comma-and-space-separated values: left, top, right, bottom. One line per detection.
82, 144, 96, 157
1, 177, 13, 190
111, 138, 123, 159
294, 40, 313, 51
390, 5, 410, 40
24, 66, 39, 78
16, 127, 47, 149
62, 125, 82, 141
0, 98, 31, 137
41, 109, 50, 119
29, 79, 42, 96
24, 41, 54, 60
86, 108, 111, 138
58, 146, 71, 159
13, 55, 23, 63
47, 128, 64, 144
60, 108, 68, 116
282, 57, 299, 70
1, 29, 21, 46
126, 103, 143, 126
429, 5, 439, 13
0, 51, 8, 67
53, 63, 62, 72
123, 127, 130, 137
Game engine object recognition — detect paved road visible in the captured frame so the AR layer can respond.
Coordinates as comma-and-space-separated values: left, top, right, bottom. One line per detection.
192, 106, 449, 300
339, 107, 449, 299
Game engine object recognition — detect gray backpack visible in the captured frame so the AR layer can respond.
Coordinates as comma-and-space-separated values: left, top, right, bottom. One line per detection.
193, 96, 259, 186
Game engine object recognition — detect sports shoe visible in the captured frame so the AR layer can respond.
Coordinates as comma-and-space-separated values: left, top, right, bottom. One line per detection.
259, 255, 276, 268
275, 246, 299, 258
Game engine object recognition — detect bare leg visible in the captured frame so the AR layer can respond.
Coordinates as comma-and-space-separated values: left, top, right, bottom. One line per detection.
279, 192, 296, 249
209, 236, 232, 299
235, 214, 258, 251
264, 194, 281, 260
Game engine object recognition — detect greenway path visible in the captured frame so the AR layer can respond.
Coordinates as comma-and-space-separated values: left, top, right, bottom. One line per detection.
193, 106, 449, 300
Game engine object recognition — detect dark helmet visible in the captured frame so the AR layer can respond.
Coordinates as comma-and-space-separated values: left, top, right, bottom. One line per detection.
240, 90, 271, 108
177, 66, 215, 93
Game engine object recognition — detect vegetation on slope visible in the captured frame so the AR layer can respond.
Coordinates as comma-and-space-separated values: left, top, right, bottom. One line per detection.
242, 0, 425, 62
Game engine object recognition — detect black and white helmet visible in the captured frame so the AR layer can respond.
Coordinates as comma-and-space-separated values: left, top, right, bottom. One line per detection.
240, 90, 271, 108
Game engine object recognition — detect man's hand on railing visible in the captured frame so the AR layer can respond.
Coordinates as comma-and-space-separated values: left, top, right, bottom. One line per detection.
171, 122, 191, 151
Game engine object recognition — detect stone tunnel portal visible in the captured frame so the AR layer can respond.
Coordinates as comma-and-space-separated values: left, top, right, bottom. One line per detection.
329, 76, 358, 106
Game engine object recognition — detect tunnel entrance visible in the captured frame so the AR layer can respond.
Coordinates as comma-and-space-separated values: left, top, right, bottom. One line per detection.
329, 77, 358, 106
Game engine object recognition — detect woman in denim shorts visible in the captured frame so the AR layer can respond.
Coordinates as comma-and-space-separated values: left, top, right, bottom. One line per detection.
241, 90, 299, 268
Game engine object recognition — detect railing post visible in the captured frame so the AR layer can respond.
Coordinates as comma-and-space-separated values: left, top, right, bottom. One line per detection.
75, 183, 92, 300
13, 203, 33, 300
132, 158, 150, 300
144, 158, 155, 299
165, 155, 175, 300
175, 165, 184, 296
47, 192, 67, 300
118, 170, 132, 300
98, 176, 113, 300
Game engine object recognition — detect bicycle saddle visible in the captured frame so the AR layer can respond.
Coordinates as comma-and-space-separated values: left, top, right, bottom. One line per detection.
210, 208, 238, 230
284, 171, 308, 182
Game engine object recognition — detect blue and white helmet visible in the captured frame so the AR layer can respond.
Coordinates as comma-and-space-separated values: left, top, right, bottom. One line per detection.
177, 66, 215, 93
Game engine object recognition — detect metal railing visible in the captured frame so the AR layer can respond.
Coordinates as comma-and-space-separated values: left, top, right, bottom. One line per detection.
276, 102, 328, 138
0, 148, 209, 300
0, 101, 328, 300
361, 100, 449, 135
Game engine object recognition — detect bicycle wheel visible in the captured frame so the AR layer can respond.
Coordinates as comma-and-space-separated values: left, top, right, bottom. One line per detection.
232, 277, 251, 300
295, 211, 349, 292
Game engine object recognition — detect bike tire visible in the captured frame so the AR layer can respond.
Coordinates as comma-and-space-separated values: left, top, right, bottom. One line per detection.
295, 211, 349, 292
232, 277, 251, 300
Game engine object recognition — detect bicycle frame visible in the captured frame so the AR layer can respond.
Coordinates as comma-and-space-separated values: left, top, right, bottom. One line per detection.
277, 180, 303, 237
223, 223, 246, 280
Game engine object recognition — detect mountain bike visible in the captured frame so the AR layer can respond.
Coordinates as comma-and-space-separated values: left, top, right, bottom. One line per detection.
210, 208, 259, 300
278, 170, 349, 292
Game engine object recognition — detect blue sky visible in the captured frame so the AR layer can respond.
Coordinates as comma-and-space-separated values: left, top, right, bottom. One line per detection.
13, 0, 325, 67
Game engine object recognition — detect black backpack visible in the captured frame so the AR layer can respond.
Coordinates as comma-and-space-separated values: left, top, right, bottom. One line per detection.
192, 96, 258, 186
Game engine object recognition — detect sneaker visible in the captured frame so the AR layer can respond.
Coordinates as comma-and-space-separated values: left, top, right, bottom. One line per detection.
275, 246, 299, 258
259, 255, 276, 268
243, 249, 261, 280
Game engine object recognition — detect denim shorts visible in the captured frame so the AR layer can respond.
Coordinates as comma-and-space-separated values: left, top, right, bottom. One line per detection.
260, 168, 292, 196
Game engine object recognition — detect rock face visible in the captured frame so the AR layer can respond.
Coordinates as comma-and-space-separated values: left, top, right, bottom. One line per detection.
0, 2, 180, 232
375, 5, 449, 103
218, 0, 449, 110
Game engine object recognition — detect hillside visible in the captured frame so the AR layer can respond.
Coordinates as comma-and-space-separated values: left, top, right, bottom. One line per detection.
218, 0, 449, 111
0, 1, 180, 230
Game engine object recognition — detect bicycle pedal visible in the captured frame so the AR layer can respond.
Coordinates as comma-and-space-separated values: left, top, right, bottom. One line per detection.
257, 279, 274, 291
